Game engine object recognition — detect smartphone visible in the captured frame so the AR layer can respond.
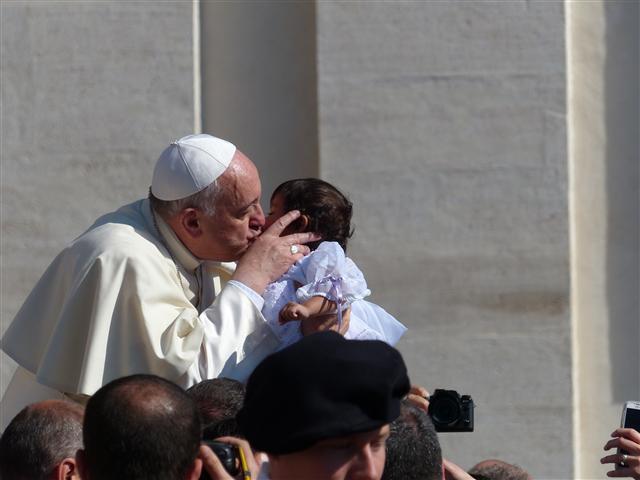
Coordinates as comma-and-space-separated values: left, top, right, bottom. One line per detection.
617, 401, 640, 469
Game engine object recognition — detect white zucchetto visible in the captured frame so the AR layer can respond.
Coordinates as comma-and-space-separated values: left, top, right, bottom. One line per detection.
151, 134, 237, 201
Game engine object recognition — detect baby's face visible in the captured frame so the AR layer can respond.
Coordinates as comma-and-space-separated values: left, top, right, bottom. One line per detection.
265, 192, 303, 236
264, 192, 287, 230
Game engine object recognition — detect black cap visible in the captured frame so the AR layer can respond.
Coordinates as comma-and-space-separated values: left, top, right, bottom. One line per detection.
237, 331, 410, 454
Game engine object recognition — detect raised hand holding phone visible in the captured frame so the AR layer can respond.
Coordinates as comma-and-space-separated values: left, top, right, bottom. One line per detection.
600, 401, 640, 479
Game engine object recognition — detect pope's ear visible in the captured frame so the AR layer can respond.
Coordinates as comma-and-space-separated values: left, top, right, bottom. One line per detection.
180, 208, 203, 237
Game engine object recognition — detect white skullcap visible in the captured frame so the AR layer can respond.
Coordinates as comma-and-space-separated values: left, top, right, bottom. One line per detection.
151, 134, 237, 201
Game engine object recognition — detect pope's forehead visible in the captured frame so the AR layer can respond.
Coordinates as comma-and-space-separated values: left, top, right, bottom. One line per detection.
229, 149, 258, 176
219, 151, 261, 201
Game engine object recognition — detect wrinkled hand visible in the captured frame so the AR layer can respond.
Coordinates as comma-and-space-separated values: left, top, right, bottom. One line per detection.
443, 458, 475, 480
300, 307, 351, 337
407, 385, 430, 412
233, 210, 320, 294
199, 436, 261, 480
279, 302, 311, 323
601, 428, 640, 478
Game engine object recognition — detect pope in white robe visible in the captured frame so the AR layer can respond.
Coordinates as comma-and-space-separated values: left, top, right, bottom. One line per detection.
1, 134, 319, 429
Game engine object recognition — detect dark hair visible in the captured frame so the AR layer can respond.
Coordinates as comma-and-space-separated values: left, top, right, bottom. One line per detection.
272, 178, 353, 251
202, 418, 243, 440
83, 374, 201, 480
187, 378, 245, 438
0, 400, 84, 480
468, 460, 531, 480
382, 400, 442, 480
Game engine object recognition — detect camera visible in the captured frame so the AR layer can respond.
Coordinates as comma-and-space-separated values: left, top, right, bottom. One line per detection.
200, 441, 240, 479
427, 389, 474, 432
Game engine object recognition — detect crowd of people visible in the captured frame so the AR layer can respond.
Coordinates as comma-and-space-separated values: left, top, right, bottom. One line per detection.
1, 332, 539, 480
0, 134, 635, 479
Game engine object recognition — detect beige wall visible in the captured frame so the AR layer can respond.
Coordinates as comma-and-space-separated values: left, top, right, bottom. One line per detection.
0, 1, 195, 419
316, 2, 571, 477
1, 3, 638, 478
569, 1, 640, 477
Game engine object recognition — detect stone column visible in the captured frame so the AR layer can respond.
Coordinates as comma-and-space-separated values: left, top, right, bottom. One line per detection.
569, 1, 639, 477
317, 3, 570, 476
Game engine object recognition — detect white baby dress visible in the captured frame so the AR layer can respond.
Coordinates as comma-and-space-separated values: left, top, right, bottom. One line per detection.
262, 241, 407, 349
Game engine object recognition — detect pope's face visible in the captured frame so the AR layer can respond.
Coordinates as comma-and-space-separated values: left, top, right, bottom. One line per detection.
269, 425, 389, 480
197, 151, 265, 261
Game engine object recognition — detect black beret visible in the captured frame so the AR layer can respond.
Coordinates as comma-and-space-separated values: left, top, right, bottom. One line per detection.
237, 331, 410, 455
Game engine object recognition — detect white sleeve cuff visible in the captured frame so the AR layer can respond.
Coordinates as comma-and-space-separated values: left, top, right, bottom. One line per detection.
227, 280, 265, 310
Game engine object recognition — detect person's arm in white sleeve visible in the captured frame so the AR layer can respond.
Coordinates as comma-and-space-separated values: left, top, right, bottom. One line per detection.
180, 210, 323, 387
178, 282, 278, 387
227, 280, 265, 310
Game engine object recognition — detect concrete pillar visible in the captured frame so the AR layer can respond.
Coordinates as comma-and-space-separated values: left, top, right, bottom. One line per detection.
200, 1, 318, 208
2, 4, 636, 477
317, 2, 570, 476
569, 1, 640, 477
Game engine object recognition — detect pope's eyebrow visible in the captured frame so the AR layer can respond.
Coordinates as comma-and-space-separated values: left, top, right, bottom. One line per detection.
237, 197, 260, 214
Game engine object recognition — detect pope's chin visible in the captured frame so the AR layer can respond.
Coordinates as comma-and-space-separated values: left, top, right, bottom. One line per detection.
235, 238, 256, 258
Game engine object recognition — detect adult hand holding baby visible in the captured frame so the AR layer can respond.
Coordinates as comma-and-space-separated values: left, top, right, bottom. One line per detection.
233, 210, 320, 295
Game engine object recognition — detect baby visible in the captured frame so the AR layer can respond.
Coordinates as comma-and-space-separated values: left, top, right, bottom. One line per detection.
261, 178, 406, 349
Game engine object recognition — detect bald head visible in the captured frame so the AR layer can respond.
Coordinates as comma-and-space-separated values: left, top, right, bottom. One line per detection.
215, 150, 260, 207
81, 374, 201, 480
468, 459, 532, 480
0, 400, 84, 480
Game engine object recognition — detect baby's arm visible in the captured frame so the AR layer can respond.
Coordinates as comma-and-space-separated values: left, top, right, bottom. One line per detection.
279, 295, 337, 324
279, 296, 351, 336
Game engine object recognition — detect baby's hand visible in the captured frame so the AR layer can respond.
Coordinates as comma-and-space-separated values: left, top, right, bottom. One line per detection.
279, 302, 311, 324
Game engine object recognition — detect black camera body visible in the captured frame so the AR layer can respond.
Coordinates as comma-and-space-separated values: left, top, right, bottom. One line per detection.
427, 389, 474, 432
200, 441, 240, 479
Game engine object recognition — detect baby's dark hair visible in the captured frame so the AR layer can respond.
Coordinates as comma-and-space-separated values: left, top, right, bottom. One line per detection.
272, 178, 353, 252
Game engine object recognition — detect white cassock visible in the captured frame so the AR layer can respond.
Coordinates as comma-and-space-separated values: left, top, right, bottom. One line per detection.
1, 198, 279, 428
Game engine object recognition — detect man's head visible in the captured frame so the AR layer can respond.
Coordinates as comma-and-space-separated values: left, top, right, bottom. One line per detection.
0, 399, 84, 480
468, 459, 532, 480
382, 400, 442, 480
187, 377, 245, 437
149, 134, 265, 262
77, 374, 202, 480
267, 425, 390, 480
238, 331, 411, 480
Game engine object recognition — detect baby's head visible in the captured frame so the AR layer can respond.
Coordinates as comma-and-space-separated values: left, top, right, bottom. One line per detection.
266, 178, 353, 251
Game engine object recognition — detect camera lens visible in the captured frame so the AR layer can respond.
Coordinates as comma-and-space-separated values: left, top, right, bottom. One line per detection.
431, 395, 461, 426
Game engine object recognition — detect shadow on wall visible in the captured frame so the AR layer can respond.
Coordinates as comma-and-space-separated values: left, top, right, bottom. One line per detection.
200, 1, 319, 208
605, 0, 640, 402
